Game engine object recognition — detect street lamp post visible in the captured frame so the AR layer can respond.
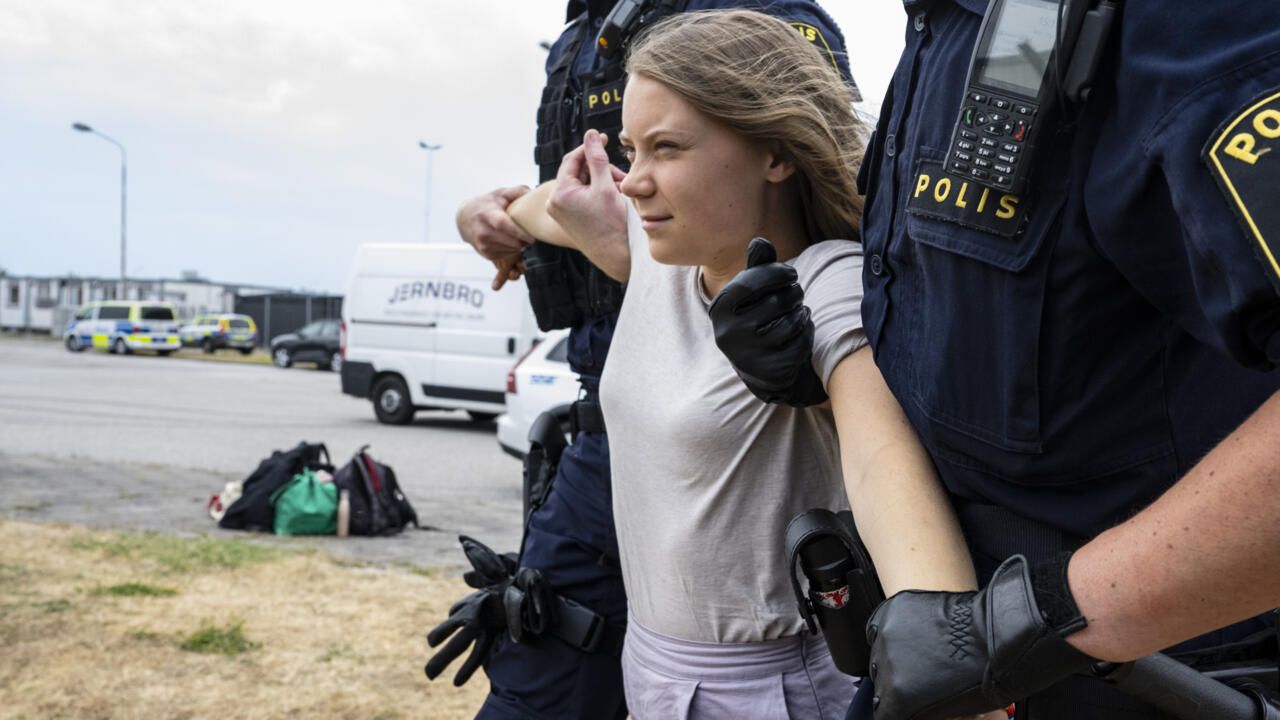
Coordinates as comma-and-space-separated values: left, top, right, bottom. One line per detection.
72, 122, 128, 296
418, 140, 442, 243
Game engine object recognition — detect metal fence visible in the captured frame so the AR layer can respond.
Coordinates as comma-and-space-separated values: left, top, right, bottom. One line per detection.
234, 294, 343, 347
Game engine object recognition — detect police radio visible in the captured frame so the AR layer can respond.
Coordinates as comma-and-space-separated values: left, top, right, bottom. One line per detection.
945, 0, 1119, 194
596, 0, 685, 60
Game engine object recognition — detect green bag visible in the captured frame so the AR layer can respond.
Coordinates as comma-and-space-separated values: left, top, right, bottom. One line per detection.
270, 469, 338, 536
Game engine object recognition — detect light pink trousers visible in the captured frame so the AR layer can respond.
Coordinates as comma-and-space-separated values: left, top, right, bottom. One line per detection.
621, 617, 858, 720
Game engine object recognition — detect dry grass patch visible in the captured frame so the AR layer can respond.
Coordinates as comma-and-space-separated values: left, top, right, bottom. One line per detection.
0, 520, 488, 719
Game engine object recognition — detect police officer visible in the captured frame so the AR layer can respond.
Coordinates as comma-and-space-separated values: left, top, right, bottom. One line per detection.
709, 1, 1280, 718
430, 2, 854, 717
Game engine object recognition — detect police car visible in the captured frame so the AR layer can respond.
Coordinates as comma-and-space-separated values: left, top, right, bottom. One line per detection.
63, 301, 182, 355
496, 329, 578, 459
179, 313, 258, 354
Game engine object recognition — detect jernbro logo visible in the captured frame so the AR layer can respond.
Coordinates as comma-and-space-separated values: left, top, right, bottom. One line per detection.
387, 281, 485, 309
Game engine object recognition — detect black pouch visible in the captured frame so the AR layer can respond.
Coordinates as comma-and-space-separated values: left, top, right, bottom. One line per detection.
522, 243, 583, 332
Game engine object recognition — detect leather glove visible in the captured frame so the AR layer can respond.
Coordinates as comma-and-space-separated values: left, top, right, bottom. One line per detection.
424, 585, 508, 686
424, 535, 515, 686
708, 237, 828, 407
458, 535, 517, 589
866, 555, 1096, 720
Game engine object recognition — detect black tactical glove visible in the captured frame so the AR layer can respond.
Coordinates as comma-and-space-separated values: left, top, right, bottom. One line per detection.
425, 585, 508, 686
424, 535, 515, 686
866, 555, 1096, 720
708, 237, 828, 407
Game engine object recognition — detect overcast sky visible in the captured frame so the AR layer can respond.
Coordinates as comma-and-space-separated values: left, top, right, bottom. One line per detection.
0, 1, 905, 293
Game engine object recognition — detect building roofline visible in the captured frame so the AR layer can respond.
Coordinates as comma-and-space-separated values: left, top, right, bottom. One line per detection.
0, 273, 332, 296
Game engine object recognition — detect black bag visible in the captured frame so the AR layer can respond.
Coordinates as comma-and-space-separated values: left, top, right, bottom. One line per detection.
333, 445, 418, 536
219, 442, 331, 532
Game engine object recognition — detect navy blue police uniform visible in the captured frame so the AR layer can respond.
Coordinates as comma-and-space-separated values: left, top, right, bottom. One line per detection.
474, 2, 853, 718
855, 0, 1280, 716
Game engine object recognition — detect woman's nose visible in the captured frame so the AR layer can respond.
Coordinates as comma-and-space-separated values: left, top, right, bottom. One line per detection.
619, 160, 651, 199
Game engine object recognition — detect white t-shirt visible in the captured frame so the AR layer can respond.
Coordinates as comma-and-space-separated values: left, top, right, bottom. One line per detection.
600, 206, 868, 643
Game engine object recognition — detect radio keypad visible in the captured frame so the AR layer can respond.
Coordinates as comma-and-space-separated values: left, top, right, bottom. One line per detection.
949, 90, 1036, 191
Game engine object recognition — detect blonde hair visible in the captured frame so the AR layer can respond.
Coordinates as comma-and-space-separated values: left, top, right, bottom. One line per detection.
626, 9, 866, 242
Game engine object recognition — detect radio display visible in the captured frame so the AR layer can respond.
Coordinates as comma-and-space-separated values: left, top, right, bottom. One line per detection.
975, 0, 1060, 97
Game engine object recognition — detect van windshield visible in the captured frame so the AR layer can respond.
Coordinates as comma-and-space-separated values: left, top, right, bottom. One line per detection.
230, 319, 251, 329
141, 306, 175, 321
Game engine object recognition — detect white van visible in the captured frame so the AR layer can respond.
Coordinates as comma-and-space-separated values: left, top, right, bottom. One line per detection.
340, 243, 539, 425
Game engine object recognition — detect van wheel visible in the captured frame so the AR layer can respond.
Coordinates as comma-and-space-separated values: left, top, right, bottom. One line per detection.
467, 411, 498, 423
112, 338, 130, 355
157, 350, 174, 357
273, 348, 292, 368
238, 347, 253, 356
65, 336, 86, 353
372, 376, 414, 425
201, 338, 215, 354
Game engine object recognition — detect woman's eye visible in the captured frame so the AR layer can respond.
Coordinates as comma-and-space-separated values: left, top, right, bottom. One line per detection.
621, 146, 636, 161
654, 141, 677, 153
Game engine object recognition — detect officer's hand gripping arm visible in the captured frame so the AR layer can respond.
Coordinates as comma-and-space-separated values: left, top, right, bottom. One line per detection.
867, 555, 1097, 720
456, 186, 534, 290
708, 237, 828, 407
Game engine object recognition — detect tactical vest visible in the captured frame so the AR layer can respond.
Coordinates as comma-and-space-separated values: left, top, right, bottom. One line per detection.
524, 0, 688, 332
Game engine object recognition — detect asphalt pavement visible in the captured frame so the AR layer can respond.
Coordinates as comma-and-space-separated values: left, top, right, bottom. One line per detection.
0, 335, 525, 568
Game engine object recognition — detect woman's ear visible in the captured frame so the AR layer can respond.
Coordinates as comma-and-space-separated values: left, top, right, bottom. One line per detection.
764, 146, 797, 184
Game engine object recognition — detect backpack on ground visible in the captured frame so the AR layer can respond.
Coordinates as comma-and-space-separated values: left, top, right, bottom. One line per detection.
332, 445, 418, 536
219, 442, 332, 532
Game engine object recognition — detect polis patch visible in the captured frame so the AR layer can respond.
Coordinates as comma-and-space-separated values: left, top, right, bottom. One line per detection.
584, 79, 625, 117
1204, 87, 1280, 291
907, 160, 1025, 238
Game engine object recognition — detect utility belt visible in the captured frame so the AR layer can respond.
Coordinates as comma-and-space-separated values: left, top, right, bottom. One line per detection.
503, 566, 625, 656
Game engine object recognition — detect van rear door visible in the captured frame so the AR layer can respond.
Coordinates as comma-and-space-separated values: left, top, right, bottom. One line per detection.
430, 248, 535, 409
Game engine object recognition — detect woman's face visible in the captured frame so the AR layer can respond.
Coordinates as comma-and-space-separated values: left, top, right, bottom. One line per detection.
618, 74, 790, 268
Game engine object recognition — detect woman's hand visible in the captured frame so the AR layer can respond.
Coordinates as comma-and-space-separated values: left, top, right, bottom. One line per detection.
546, 129, 631, 282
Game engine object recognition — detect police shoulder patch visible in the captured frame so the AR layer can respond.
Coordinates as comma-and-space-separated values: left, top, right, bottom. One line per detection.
787, 20, 858, 99
1203, 87, 1280, 291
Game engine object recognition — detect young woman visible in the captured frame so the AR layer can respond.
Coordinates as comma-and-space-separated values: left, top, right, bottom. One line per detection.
507, 11, 990, 719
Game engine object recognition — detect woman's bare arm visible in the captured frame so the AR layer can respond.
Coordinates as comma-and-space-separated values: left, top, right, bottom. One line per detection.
828, 347, 978, 595
507, 182, 576, 248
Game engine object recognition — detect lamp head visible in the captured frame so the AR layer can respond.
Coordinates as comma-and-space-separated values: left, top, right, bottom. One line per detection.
72, 122, 93, 132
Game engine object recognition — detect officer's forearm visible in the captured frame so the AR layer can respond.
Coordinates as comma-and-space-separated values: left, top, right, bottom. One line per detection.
828, 349, 978, 595
1066, 389, 1280, 662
